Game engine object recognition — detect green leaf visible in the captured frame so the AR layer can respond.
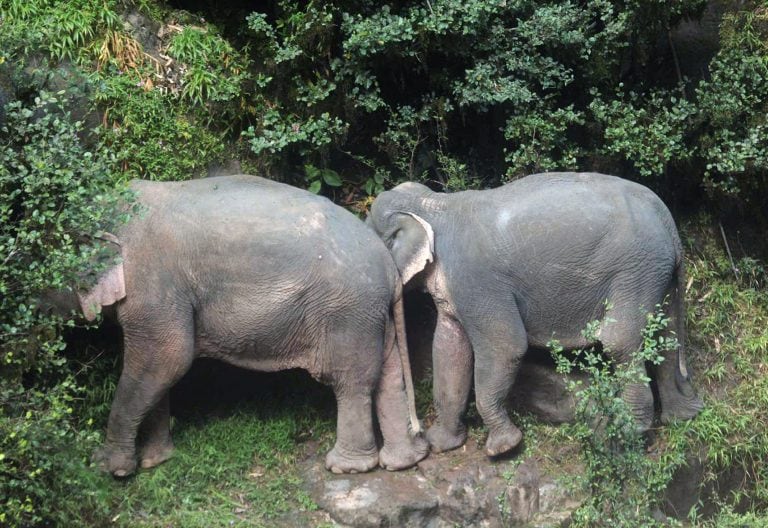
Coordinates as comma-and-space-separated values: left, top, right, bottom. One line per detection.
304, 164, 320, 180
321, 169, 342, 187
308, 180, 322, 194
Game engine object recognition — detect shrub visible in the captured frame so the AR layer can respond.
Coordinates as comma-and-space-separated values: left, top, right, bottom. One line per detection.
549, 308, 679, 527
0, 0, 122, 64
0, 91, 128, 527
237, 0, 705, 194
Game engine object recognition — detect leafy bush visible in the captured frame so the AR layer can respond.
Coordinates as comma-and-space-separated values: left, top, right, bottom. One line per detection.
0, 91, 128, 527
166, 25, 252, 124
236, 0, 706, 196
694, 8, 768, 200
549, 308, 679, 527
590, 88, 697, 180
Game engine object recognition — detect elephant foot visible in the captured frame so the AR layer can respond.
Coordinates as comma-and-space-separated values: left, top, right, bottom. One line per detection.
632, 412, 653, 434
485, 424, 522, 457
139, 441, 175, 469
426, 422, 467, 453
625, 382, 654, 433
380, 434, 429, 471
325, 445, 379, 474
661, 393, 704, 424
92, 444, 137, 478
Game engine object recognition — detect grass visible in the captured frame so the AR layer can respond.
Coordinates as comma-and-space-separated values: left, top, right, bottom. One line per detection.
111, 408, 323, 526
65, 357, 336, 527
643, 219, 768, 523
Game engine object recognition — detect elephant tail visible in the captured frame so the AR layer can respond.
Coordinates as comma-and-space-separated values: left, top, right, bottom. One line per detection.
670, 256, 691, 382
661, 254, 704, 422
393, 280, 422, 435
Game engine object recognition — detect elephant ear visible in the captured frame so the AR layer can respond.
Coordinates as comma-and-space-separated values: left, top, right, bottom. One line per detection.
389, 213, 435, 284
77, 234, 126, 321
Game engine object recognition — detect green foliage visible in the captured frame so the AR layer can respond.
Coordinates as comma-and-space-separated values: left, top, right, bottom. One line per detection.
0, 0, 122, 63
0, 91, 128, 527
243, 3, 347, 177
166, 26, 251, 119
548, 307, 678, 527
7, 0, 762, 204
234, 1, 709, 192
93, 71, 225, 181
588, 3, 768, 202
695, 506, 768, 527
243, 108, 346, 167
695, 13, 768, 199
668, 226, 768, 513
504, 105, 585, 179
303, 164, 342, 194
590, 88, 696, 179
0, 92, 128, 374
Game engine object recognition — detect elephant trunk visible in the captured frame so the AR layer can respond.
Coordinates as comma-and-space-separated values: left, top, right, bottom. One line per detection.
393, 280, 422, 435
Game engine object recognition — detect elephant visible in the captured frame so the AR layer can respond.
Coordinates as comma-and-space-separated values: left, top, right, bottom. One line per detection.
367, 172, 704, 457
53, 174, 428, 477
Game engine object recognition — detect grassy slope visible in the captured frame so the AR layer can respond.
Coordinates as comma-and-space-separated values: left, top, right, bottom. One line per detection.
69, 363, 337, 527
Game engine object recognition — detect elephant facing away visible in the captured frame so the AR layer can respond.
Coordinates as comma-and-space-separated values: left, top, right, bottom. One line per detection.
64, 175, 427, 476
367, 172, 703, 457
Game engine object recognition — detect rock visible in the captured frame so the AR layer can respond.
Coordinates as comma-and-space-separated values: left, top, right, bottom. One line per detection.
305, 462, 440, 527
302, 440, 581, 527
662, 449, 755, 520
538, 482, 567, 514
662, 453, 704, 518
505, 460, 540, 526
123, 9, 161, 60
508, 358, 586, 424
669, 0, 729, 80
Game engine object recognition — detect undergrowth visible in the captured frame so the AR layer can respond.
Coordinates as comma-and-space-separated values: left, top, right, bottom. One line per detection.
659, 220, 768, 524
64, 358, 336, 527
548, 308, 676, 527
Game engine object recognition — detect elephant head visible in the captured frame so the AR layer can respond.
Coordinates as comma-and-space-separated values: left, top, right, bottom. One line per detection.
368, 182, 438, 286
39, 234, 126, 322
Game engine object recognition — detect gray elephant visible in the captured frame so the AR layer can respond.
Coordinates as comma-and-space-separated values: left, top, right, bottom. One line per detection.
367, 172, 703, 457
58, 175, 427, 476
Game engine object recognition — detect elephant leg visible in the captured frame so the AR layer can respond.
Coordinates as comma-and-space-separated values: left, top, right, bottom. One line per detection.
427, 310, 473, 453
325, 389, 379, 474
376, 318, 429, 470
465, 307, 527, 457
138, 394, 175, 469
94, 316, 194, 477
599, 307, 655, 432
324, 326, 380, 474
